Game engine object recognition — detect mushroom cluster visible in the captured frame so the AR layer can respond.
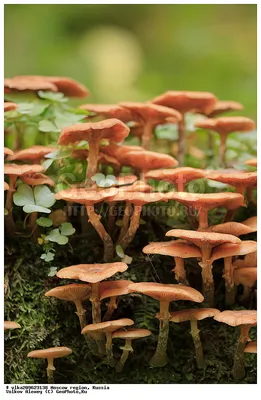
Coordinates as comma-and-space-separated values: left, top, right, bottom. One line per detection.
4, 75, 257, 383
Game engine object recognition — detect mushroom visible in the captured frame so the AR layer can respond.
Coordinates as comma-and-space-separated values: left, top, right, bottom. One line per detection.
207, 216, 257, 236
79, 103, 134, 122
145, 167, 206, 192
233, 250, 257, 269
214, 310, 257, 379
4, 182, 9, 191
4, 102, 18, 112
27, 347, 72, 383
4, 147, 14, 157
7, 145, 56, 164
151, 90, 217, 164
99, 280, 134, 321
119, 102, 181, 149
45, 284, 91, 330
165, 192, 245, 231
170, 308, 220, 368
55, 187, 117, 261
195, 116, 255, 166
244, 158, 257, 168
244, 341, 257, 354
234, 267, 257, 303
5, 77, 58, 93
210, 240, 257, 305
206, 100, 244, 118
112, 328, 152, 372
81, 319, 134, 366
58, 119, 130, 186
143, 241, 201, 285
72, 148, 121, 176
165, 229, 241, 306
4, 163, 44, 234
128, 282, 203, 367
4, 321, 21, 330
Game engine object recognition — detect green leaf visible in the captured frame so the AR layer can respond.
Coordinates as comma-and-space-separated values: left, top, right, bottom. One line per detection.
23, 204, 51, 214
13, 184, 34, 206
34, 185, 56, 208
36, 217, 53, 227
41, 252, 55, 262
45, 229, 68, 245
17, 102, 48, 117
4, 208, 8, 216
39, 120, 60, 133
116, 244, 125, 259
91, 173, 105, 183
48, 266, 58, 277
60, 222, 75, 236
42, 159, 53, 170
38, 91, 68, 103
57, 235, 69, 245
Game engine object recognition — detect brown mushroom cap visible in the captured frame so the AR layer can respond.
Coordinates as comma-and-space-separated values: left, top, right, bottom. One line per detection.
164, 192, 245, 211
115, 175, 138, 187
5, 77, 58, 92
4, 164, 44, 176
205, 171, 257, 188
55, 187, 118, 205
27, 347, 72, 359
243, 216, 257, 231
233, 251, 257, 269
145, 167, 205, 184
118, 180, 152, 193
42, 76, 89, 98
128, 282, 204, 302
207, 219, 257, 236
244, 158, 257, 167
195, 116, 255, 134
170, 308, 220, 323
100, 144, 143, 162
4, 102, 18, 112
244, 341, 257, 353
21, 173, 55, 187
112, 327, 152, 340
214, 310, 257, 327
207, 100, 244, 118
119, 102, 182, 124
110, 191, 166, 206
4, 147, 14, 156
45, 283, 92, 301
56, 262, 128, 283
79, 104, 134, 122
99, 280, 134, 300
166, 229, 241, 249
211, 241, 257, 262
122, 150, 178, 171
4, 182, 10, 191
4, 321, 21, 330
151, 91, 217, 114
81, 318, 134, 335
58, 119, 130, 146
234, 267, 257, 288
143, 241, 201, 259
7, 146, 56, 162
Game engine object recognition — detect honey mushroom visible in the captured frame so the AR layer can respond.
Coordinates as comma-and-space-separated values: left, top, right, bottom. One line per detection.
99, 280, 134, 321
4, 321, 21, 330
233, 267, 257, 303
7, 145, 56, 165
244, 341, 257, 354
205, 100, 244, 118
207, 216, 257, 236
4, 102, 18, 112
79, 103, 135, 122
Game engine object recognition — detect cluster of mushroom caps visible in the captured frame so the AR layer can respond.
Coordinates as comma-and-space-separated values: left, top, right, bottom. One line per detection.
4, 76, 257, 382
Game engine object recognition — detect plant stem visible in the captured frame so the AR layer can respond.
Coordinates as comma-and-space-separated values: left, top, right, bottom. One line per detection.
190, 319, 205, 369
199, 247, 214, 307
116, 339, 133, 372
177, 116, 186, 165
119, 205, 142, 250
86, 140, 100, 187
150, 301, 170, 367
173, 257, 189, 285
103, 296, 118, 321
105, 332, 115, 367
141, 120, 153, 150
232, 325, 251, 380
86, 205, 114, 262
218, 132, 227, 168
46, 358, 55, 384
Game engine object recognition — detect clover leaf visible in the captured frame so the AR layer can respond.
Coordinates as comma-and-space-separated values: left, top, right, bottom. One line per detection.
48, 266, 58, 277
39, 120, 60, 133
13, 184, 56, 214
116, 244, 125, 259
41, 252, 55, 262
91, 173, 118, 188
38, 91, 68, 103
4, 208, 8, 216
36, 217, 53, 227
45, 229, 69, 245
60, 222, 75, 236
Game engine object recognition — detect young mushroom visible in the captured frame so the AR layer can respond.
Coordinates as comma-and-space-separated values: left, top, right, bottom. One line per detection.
205, 100, 244, 118
81, 318, 134, 367
128, 282, 204, 367
79, 103, 135, 122
244, 341, 257, 354
112, 328, 152, 372
207, 216, 257, 236
195, 116, 255, 167
4, 321, 21, 330
119, 102, 182, 150
170, 308, 220, 368
165, 230, 241, 306
27, 347, 72, 384
58, 119, 130, 186
4, 147, 14, 157
152, 90, 217, 164
244, 158, 257, 168
143, 241, 201, 285
4, 102, 18, 112
99, 280, 134, 321
214, 310, 257, 380
234, 267, 257, 303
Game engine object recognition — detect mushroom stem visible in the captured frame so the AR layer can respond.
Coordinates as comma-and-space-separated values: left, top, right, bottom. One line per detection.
86, 205, 114, 262
74, 299, 87, 330
142, 120, 154, 150
90, 283, 106, 356
46, 358, 55, 384
119, 205, 142, 250
86, 140, 100, 187
223, 256, 235, 306
107, 201, 117, 234
5, 175, 17, 234
197, 207, 209, 231
240, 286, 252, 303
177, 116, 186, 165
190, 319, 205, 369
218, 132, 227, 168
103, 296, 118, 322
117, 201, 132, 243
105, 332, 115, 367
199, 247, 214, 307
116, 338, 133, 372
150, 301, 170, 367
173, 257, 189, 285
232, 324, 251, 380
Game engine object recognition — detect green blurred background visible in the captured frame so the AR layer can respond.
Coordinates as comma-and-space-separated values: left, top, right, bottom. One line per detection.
4, 4, 257, 118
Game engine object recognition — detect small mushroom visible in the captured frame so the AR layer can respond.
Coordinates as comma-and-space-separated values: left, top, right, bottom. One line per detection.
99, 280, 134, 321
143, 241, 201, 285
234, 267, 257, 303
79, 103, 134, 122
112, 328, 152, 372
165, 229, 241, 306
244, 341, 257, 354
244, 158, 257, 168
170, 308, 220, 368
128, 282, 203, 367
233, 251, 257, 269
58, 119, 130, 186
82, 319, 134, 366
214, 310, 257, 380
4, 102, 18, 112
4, 147, 14, 157
7, 145, 56, 165
4, 321, 21, 330
206, 100, 244, 118
27, 347, 72, 383
195, 116, 255, 167
207, 216, 257, 236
